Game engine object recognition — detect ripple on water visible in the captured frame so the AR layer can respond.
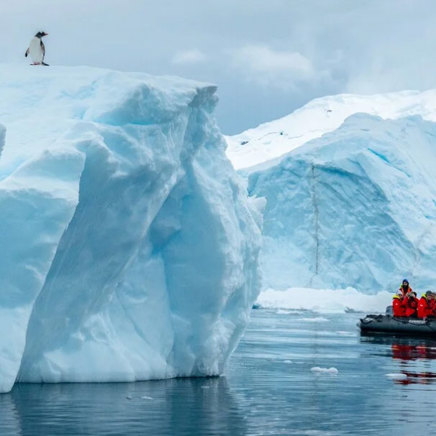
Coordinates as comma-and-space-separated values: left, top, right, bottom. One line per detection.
1, 310, 436, 435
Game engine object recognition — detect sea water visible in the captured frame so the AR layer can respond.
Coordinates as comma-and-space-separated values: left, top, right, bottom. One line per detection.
1, 309, 436, 435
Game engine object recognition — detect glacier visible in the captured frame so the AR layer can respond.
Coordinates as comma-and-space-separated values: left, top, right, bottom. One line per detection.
227, 92, 436, 294
0, 65, 261, 393
227, 90, 436, 170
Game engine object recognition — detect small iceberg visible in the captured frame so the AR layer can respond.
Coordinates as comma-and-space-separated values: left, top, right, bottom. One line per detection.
385, 373, 408, 380
310, 367, 338, 375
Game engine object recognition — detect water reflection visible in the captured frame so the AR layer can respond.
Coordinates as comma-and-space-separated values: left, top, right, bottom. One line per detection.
0, 393, 21, 435
360, 334, 436, 359
393, 370, 436, 385
361, 334, 436, 385
391, 343, 436, 385
3, 312, 436, 435
0, 377, 246, 436
391, 343, 436, 360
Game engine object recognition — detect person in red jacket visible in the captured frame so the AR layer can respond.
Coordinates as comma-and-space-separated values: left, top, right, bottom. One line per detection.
393, 291, 407, 317
417, 291, 436, 319
402, 291, 419, 317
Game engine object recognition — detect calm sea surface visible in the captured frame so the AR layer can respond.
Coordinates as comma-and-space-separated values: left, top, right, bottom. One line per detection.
2, 309, 436, 435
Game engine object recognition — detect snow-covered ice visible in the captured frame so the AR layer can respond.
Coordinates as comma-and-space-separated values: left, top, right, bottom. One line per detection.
226, 90, 436, 170
257, 287, 392, 313
0, 65, 261, 393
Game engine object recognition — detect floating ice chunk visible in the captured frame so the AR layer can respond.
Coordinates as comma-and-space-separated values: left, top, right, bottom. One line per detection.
300, 317, 329, 323
336, 331, 356, 337
386, 373, 408, 380
310, 367, 339, 375
276, 309, 292, 315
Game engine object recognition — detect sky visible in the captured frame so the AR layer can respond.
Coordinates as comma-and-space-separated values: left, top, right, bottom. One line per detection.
2, 0, 436, 134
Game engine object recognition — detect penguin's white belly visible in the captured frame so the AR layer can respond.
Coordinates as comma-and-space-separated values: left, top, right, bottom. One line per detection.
28, 38, 44, 63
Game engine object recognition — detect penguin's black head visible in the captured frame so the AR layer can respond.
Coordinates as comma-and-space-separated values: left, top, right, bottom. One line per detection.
35, 31, 48, 38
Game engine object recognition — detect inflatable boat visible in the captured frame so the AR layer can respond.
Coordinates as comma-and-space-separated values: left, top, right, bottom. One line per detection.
359, 313, 436, 336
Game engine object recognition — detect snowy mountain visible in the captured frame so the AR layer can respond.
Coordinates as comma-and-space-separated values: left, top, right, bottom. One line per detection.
226, 92, 436, 294
226, 90, 436, 170
0, 65, 261, 393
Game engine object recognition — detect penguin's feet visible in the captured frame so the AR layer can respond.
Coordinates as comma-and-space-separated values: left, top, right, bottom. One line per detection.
31, 62, 41, 65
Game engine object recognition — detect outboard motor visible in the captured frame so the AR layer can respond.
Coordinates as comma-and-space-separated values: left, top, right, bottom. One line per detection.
385, 305, 393, 316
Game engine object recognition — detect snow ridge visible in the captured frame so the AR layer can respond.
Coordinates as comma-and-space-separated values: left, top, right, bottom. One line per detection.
226, 90, 436, 170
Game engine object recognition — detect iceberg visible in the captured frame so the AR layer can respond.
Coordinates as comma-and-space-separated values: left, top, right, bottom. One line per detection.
241, 112, 436, 293
0, 65, 261, 393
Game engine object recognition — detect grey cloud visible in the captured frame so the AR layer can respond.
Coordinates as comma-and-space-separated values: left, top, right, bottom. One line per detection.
2, 0, 436, 133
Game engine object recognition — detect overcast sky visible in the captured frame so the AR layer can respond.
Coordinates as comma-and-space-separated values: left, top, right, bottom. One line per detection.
2, 0, 436, 134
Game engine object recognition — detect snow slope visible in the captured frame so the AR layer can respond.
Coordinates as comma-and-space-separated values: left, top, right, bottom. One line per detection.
0, 65, 261, 393
227, 90, 436, 170
247, 113, 436, 293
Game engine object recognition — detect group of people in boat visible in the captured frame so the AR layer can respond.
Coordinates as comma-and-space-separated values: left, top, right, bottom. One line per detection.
392, 279, 436, 319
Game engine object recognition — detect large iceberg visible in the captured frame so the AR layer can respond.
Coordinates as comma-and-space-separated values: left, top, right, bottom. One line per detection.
243, 112, 436, 293
0, 65, 261, 393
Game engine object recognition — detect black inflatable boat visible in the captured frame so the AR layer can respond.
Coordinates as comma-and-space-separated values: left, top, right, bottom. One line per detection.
359, 313, 436, 336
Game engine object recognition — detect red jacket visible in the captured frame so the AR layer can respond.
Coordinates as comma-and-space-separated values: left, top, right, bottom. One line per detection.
393, 296, 407, 317
417, 296, 436, 319
404, 295, 419, 317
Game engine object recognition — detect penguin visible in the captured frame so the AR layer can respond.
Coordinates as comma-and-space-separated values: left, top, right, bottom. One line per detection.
25, 32, 49, 66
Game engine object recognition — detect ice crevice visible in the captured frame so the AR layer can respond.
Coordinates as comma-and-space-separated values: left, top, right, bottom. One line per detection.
309, 162, 320, 284
0, 65, 261, 393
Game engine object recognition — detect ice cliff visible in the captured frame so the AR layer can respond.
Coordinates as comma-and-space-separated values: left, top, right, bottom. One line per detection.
227, 92, 436, 293
0, 66, 261, 393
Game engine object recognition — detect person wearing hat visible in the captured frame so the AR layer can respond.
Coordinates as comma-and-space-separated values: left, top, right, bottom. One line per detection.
399, 279, 413, 297
392, 279, 416, 317
404, 290, 419, 317
417, 291, 436, 319
393, 290, 407, 317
